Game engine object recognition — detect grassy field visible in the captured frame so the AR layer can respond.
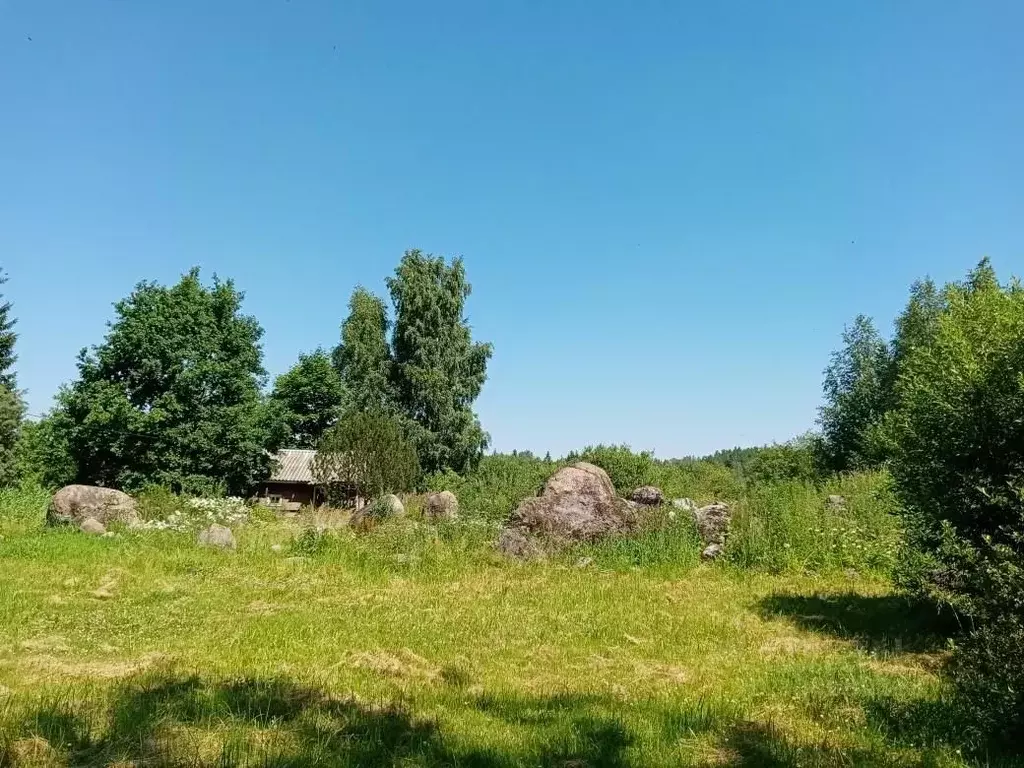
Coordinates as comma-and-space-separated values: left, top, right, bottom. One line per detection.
0, 484, 987, 767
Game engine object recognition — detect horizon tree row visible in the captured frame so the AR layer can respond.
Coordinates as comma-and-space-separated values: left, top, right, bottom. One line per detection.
7, 249, 492, 495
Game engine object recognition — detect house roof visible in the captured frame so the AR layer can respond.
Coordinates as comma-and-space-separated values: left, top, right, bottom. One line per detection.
269, 449, 316, 484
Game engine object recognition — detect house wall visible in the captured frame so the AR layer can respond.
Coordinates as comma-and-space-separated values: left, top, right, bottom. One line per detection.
255, 482, 316, 512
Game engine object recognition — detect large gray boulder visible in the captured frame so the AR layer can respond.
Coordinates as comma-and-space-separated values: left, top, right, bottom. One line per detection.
425, 491, 459, 522
693, 502, 731, 560
48, 485, 139, 528
630, 485, 664, 507
502, 462, 639, 546
198, 524, 236, 550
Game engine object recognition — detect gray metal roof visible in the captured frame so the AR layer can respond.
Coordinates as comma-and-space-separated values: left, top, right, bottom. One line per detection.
269, 449, 316, 484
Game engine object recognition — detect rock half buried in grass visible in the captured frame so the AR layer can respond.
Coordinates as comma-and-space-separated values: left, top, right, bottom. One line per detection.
495, 527, 544, 559
48, 485, 139, 528
197, 523, 236, 550
78, 517, 106, 536
425, 490, 459, 522
497, 462, 641, 557
693, 502, 731, 560
630, 485, 665, 506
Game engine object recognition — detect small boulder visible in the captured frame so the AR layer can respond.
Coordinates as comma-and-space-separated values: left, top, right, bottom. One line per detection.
495, 528, 543, 560
197, 524, 235, 550
701, 543, 724, 561
351, 494, 406, 531
48, 485, 139, 528
79, 518, 106, 536
693, 502, 731, 560
379, 494, 405, 517
425, 491, 459, 522
672, 498, 697, 512
630, 486, 664, 507
826, 494, 847, 510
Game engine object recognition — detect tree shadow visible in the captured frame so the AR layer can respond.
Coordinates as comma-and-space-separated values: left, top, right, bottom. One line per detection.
723, 720, 910, 768
6, 672, 1009, 767
1, 674, 638, 767
756, 592, 958, 654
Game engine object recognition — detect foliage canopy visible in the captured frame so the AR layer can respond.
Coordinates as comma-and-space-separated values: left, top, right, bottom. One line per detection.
54, 269, 288, 494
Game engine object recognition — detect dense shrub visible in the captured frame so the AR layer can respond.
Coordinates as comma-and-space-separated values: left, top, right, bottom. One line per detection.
650, 459, 744, 502
314, 411, 419, 505
0, 483, 49, 535
867, 260, 1024, 748
14, 416, 76, 490
427, 452, 559, 524
745, 443, 819, 487
572, 444, 654, 493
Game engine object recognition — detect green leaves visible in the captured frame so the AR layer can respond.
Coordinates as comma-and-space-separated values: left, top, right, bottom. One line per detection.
334, 288, 396, 414
312, 410, 419, 503
332, 251, 493, 475
386, 250, 492, 474
818, 315, 893, 472
56, 269, 286, 494
271, 350, 344, 448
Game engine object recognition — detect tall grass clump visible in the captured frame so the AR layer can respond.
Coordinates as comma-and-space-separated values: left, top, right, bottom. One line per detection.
0, 482, 50, 536
427, 452, 561, 523
728, 471, 902, 574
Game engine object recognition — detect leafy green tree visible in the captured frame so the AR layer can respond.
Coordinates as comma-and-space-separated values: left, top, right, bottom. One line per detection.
0, 270, 17, 392
0, 385, 23, 487
333, 287, 396, 413
55, 269, 288, 494
0, 269, 22, 486
271, 350, 345, 447
817, 315, 892, 472
14, 415, 75, 489
746, 443, 818, 486
312, 410, 419, 505
573, 444, 654, 493
885, 259, 1024, 746
890, 277, 945, 375
386, 250, 492, 473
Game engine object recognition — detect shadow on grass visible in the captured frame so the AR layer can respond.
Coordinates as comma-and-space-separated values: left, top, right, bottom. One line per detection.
1, 675, 639, 767
4, 672, 1010, 767
756, 592, 958, 654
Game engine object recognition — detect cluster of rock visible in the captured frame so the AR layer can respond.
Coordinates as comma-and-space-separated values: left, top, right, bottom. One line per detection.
494, 464, 733, 561
46, 472, 739, 562
47, 484, 237, 550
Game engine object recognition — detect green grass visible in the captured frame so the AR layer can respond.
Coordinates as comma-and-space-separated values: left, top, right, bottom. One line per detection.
0, 483, 999, 766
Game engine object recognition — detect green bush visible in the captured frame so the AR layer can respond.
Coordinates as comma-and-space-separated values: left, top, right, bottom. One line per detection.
0, 483, 50, 535
651, 459, 744, 502
745, 443, 819, 487
573, 444, 654, 493
313, 410, 419, 505
427, 452, 559, 524
873, 261, 1024, 747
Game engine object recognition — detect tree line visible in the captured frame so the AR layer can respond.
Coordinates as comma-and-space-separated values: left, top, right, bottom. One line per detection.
3, 249, 491, 496
817, 258, 1024, 746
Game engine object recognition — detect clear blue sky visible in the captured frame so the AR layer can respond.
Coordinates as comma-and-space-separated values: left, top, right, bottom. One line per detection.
1, 1, 1021, 458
